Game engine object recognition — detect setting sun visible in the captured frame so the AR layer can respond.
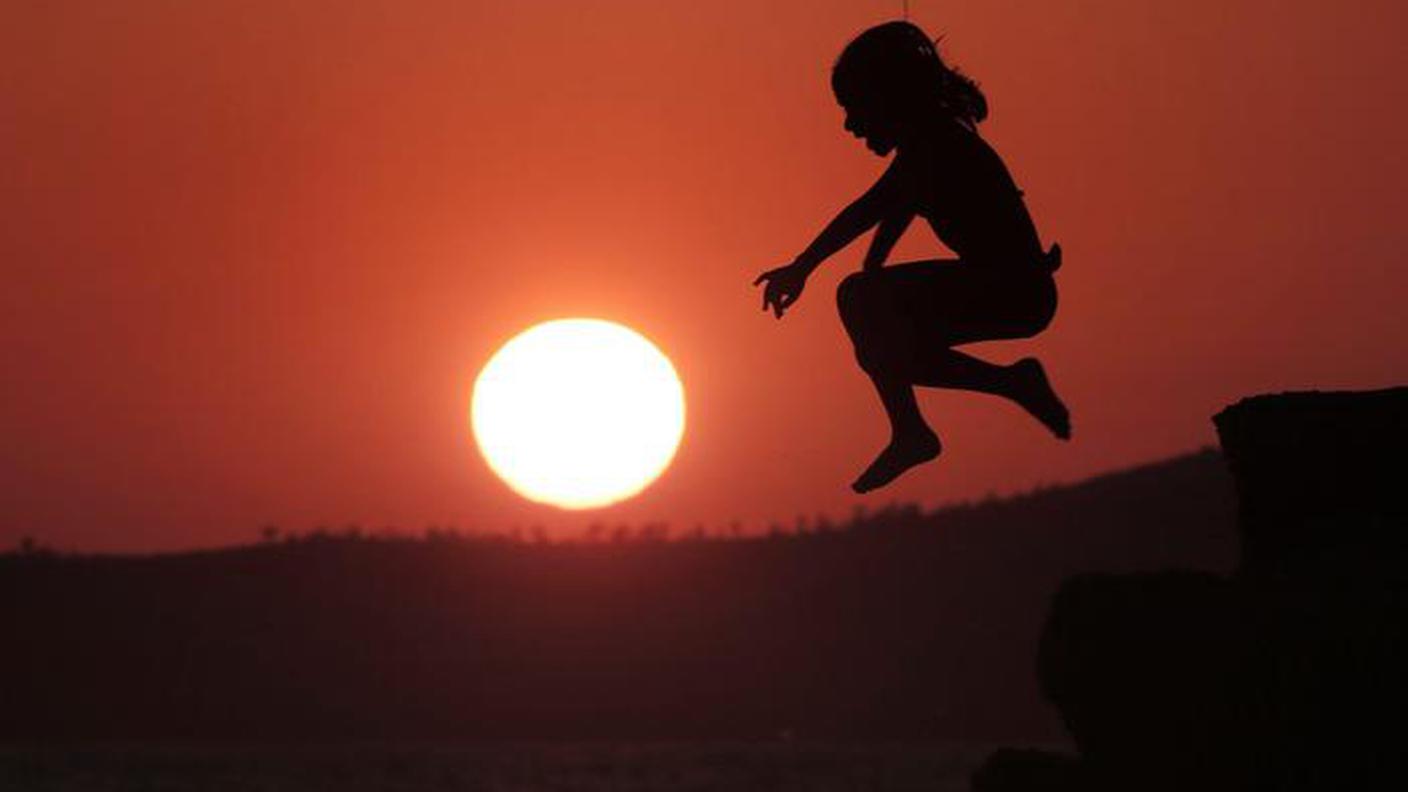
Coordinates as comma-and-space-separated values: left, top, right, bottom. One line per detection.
471, 319, 686, 509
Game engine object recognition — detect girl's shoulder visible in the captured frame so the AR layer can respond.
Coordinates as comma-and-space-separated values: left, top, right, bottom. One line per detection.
897, 122, 972, 174
906, 118, 983, 160
926, 121, 1011, 174
902, 121, 1024, 200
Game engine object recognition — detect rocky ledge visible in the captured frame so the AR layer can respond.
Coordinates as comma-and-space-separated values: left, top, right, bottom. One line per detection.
978, 387, 1408, 792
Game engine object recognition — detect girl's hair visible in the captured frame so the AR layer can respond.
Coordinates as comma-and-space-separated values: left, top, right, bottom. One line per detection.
831, 21, 988, 130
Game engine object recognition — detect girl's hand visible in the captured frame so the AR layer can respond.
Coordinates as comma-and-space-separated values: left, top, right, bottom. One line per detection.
753, 263, 808, 319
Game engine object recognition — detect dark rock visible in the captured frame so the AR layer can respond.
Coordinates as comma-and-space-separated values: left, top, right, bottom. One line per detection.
995, 388, 1408, 792
1213, 387, 1408, 576
1034, 572, 1256, 791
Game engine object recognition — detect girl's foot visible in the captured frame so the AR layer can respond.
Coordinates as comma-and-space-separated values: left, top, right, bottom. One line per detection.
851, 428, 942, 493
1012, 358, 1071, 440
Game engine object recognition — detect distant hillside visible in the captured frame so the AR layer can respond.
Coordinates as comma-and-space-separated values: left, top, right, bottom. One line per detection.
1, 450, 1235, 742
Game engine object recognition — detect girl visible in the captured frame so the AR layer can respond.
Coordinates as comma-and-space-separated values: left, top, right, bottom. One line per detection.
754, 21, 1069, 493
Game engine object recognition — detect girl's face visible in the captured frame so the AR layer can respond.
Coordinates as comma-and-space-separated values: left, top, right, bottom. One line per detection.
838, 94, 899, 157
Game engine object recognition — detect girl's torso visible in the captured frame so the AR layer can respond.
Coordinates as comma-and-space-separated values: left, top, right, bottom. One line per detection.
897, 120, 1044, 266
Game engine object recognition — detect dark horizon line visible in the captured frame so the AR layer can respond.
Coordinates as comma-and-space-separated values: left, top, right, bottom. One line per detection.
6, 445, 1221, 559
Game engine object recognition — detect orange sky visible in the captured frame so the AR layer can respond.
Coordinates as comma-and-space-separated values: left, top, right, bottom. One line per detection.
3, 0, 1406, 552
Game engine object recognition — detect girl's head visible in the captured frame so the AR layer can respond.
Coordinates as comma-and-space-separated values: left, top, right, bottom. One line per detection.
831, 21, 988, 155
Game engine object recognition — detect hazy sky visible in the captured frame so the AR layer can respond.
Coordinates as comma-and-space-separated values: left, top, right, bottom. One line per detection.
3, 0, 1405, 551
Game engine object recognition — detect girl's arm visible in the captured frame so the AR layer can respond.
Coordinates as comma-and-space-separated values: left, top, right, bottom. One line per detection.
754, 158, 912, 318
861, 210, 914, 271
793, 158, 910, 275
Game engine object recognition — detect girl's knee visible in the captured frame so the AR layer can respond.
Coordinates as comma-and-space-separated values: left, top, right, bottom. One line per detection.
836, 270, 879, 320
852, 342, 885, 376
838, 270, 913, 375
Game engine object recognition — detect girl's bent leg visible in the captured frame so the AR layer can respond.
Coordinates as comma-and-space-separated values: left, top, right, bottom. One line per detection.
836, 263, 1069, 493
840, 268, 949, 492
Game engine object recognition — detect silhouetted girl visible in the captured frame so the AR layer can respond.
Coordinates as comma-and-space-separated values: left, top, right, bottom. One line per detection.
754, 21, 1069, 493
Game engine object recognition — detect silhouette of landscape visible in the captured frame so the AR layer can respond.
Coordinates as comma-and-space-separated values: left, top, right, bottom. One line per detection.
6, 387, 1406, 791
2, 450, 1235, 746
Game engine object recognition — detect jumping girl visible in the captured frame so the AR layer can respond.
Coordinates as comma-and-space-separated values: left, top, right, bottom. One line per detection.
754, 21, 1070, 493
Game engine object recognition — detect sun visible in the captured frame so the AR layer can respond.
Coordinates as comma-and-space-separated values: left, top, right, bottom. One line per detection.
471, 319, 686, 509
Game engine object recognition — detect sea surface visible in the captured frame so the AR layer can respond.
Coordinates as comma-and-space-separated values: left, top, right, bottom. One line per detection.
0, 741, 1016, 792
